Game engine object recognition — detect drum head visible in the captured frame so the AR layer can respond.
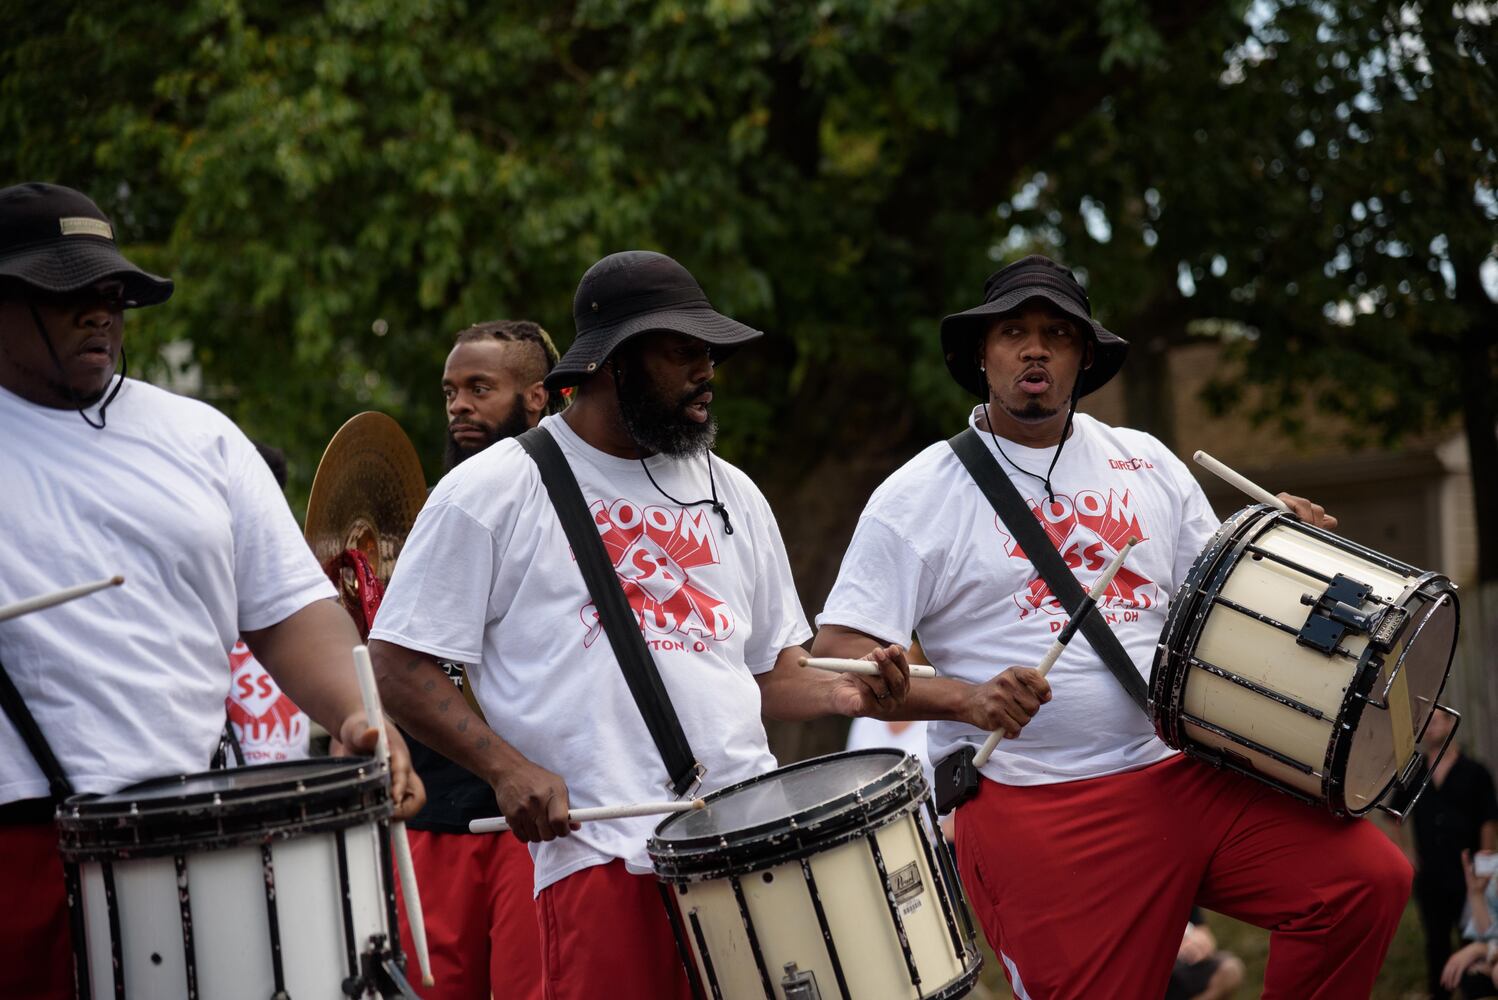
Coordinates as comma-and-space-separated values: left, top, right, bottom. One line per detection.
58, 757, 392, 860
1342, 589, 1459, 812
649, 749, 923, 879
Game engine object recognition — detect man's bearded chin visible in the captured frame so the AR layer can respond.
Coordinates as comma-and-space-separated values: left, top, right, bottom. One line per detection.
443, 394, 531, 468
617, 370, 717, 458
1001, 396, 1062, 423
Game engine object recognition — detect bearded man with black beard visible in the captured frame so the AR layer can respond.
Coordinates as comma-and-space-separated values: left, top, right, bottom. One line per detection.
368, 250, 913, 999
441, 319, 560, 470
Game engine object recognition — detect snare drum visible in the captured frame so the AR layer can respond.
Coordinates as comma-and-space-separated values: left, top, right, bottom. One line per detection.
57, 758, 411, 999
649, 749, 982, 1000
1152, 504, 1460, 818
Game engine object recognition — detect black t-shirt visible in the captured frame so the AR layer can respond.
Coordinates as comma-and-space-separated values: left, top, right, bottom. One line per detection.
1412, 751, 1498, 896
403, 662, 503, 834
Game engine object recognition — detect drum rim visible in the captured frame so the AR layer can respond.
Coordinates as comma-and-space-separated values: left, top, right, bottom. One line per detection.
57, 757, 393, 860
648, 749, 924, 879
1332, 580, 1460, 815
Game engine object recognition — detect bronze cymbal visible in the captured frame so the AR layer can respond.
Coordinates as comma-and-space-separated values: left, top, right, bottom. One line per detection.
304, 412, 428, 588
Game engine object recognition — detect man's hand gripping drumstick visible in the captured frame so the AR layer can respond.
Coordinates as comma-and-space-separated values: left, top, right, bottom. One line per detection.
971, 537, 1140, 768
352, 646, 435, 988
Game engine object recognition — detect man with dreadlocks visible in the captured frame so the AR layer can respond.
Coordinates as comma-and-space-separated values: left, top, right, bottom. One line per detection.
812, 254, 1412, 999
0, 182, 423, 999
369, 250, 911, 998
395, 318, 564, 1000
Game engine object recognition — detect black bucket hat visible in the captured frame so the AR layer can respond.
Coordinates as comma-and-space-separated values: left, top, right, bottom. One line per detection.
544, 250, 762, 391
0, 182, 173, 308
939, 254, 1126, 399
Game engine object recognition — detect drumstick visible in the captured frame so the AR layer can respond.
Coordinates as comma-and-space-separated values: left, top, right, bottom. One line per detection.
799, 657, 937, 679
972, 537, 1140, 768
1192, 451, 1289, 511
0, 575, 124, 623
351, 645, 435, 988
468, 798, 707, 834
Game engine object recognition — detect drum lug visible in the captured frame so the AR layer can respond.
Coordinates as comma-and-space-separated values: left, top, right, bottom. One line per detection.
780, 961, 823, 1000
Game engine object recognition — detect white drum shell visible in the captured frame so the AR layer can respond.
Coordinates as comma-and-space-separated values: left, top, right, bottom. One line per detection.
670, 806, 967, 999
1163, 510, 1456, 815
76, 820, 390, 1000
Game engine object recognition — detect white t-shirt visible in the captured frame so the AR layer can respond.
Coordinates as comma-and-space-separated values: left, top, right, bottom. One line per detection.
818, 409, 1220, 786
227, 640, 311, 763
844, 717, 936, 794
0, 379, 336, 803
370, 413, 810, 893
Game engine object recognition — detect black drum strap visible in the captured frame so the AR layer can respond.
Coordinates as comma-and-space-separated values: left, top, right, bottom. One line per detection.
0, 652, 75, 800
948, 428, 1149, 714
516, 426, 705, 798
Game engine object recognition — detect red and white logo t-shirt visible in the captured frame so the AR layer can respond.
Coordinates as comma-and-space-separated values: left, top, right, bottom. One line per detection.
370, 414, 810, 893
226, 640, 310, 763
818, 410, 1221, 787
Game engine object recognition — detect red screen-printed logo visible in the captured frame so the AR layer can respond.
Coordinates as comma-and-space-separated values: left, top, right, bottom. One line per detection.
578, 499, 736, 651
994, 488, 1160, 618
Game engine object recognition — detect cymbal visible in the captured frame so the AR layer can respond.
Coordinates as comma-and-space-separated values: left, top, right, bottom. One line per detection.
304, 412, 428, 588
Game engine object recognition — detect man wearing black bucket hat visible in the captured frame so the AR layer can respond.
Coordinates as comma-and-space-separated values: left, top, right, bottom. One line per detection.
370, 250, 911, 998
813, 254, 1412, 998
0, 182, 423, 999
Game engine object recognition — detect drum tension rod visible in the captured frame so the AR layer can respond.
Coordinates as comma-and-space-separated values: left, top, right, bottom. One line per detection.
1297, 573, 1405, 655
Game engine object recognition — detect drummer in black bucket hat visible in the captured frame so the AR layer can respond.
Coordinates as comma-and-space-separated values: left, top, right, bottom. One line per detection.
813, 254, 1394, 1000
0, 182, 173, 427
368, 249, 914, 1000
937, 254, 1128, 499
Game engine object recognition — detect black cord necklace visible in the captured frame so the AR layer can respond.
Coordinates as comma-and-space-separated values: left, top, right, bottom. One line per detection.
638, 452, 734, 536
981, 387, 1078, 505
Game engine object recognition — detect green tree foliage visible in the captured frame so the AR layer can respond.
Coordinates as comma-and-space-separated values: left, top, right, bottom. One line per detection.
7, 0, 1492, 581
0, 0, 1232, 504
989, 0, 1498, 578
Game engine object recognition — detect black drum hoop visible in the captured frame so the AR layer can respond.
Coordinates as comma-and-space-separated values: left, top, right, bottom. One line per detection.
649, 750, 927, 881
1330, 581, 1460, 815
58, 757, 392, 861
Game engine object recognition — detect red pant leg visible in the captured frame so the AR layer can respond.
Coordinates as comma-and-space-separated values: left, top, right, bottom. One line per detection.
398, 829, 544, 1000
486, 833, 543, 1000
953, 756, 1213, 1000
1195, 774, 1412, 1000
534, 860, 692, 1000
0, 821, 73, 1000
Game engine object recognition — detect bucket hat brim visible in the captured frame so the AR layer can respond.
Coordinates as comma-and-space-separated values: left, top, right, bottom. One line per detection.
940, 288, 1127, 399
544, 304, 762, 391
0, 238, 173, 308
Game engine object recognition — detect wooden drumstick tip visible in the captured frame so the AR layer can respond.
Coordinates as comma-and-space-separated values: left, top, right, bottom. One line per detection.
797, 656, 809, 668
109, 575, 125, 586
1125, 536, 1139, 547
690, 797, 706, 811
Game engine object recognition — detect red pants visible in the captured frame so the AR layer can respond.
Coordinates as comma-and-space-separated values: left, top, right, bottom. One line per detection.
535, 860, 692, 1000
397, 829, 544, 1000
0, 821, 73, 1000
955, 754, 1411, 1000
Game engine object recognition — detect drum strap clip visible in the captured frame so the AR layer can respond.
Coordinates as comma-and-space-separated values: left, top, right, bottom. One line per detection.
1297, 573, 1385, 654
